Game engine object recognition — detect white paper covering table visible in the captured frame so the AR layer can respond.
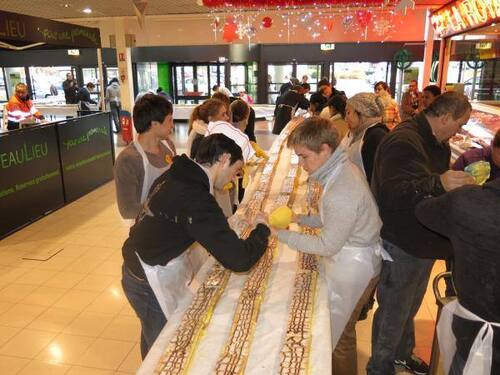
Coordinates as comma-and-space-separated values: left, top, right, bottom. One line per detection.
137, 126, 332, 375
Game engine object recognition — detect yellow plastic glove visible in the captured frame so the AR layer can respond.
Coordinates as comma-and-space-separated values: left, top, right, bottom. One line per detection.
223, 182, 233, 191
242, 166, 250, 189
269, 206, 293, 229
465, 161, 490, 185
251, 141, 269, 159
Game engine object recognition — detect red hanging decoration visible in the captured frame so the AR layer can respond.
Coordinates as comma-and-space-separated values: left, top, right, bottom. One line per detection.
262, 16, 273, 28
202, 0, 387, 6
223, 18, 237, 42
356, 10, 373, 29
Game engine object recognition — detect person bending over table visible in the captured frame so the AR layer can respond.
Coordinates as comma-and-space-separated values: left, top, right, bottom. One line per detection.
114, 94, 176, 220
271, 117, 388, 375
121, 134, 271, 358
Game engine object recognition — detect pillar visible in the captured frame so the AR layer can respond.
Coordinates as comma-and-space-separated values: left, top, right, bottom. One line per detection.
113, 18, 135, 113
421, 9, 435, 89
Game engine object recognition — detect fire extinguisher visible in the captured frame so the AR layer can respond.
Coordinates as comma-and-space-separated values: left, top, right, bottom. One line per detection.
120, 110, 133, 144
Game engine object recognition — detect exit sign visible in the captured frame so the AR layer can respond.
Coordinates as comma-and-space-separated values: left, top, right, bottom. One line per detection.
321, 44, 335, 51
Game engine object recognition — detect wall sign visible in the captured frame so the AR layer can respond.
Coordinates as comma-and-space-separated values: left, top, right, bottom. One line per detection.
431, 0, 500, 38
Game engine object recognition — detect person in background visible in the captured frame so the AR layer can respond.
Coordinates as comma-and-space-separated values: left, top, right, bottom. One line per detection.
121, 134, 271, 358
106, 78, 122, 134
400, 79, 423, 121
216, 85, 233, 98
63, 72, 78, 104
422, 84, 441, 109
156, 87, 172, 102
279, 77, 300, 95
187, 98, 228, 158
301, 82, 311, 96
49, 84, 58, 97
272, 84, 310, 135
301, 75, 309, 84
309, 80, 332, 115
77, 82, 97, 113
114, 94, 176, 220
374, 81, 401, 130
274, 118, 386, 375
453, 129, 500, 182
367, 92, 475, 375
331, 76, 345, 97
415, 177, 500, 375
320, 95, 349, 141
6, 83, 44, 130
238, 90, 254, 105
342, 93, 389, 183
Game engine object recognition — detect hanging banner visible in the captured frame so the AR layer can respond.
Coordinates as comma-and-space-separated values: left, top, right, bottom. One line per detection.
431, 0, 500, 38
0, 10, 101, 48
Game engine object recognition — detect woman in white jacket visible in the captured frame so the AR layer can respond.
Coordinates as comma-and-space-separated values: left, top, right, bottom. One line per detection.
274, 117, 389, 375
186, 99, 229, 158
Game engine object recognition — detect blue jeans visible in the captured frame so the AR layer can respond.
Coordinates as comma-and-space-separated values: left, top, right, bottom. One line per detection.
366, 241, 435, 375
121, 264, 167, 359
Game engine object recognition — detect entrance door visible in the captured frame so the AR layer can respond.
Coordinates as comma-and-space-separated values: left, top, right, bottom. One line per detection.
174, 63, 225, 104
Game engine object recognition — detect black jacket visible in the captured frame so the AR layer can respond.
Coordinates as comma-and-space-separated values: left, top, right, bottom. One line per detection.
76, 87, 97, 111
371, 112, 453, 259
63, 79, 78, 104
272, 90, 309, 135
361, 123, 390, 183
416, 179, 500, 371
122, 155, 270, 278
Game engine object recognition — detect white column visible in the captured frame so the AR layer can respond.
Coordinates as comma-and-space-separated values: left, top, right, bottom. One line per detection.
97, 48, 105, 110
114, 18, 135, 114
421, 9, 435, 89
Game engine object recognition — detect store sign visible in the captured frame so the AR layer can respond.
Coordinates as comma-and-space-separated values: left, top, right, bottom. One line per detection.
0, 126, 64, 238
431, 0, 500, 38
0, 10, 101, 48
320, 43, 335, 51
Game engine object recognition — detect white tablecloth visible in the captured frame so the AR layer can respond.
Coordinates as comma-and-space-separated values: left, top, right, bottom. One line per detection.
173, 104, 275, 121
137, 136, 332, 374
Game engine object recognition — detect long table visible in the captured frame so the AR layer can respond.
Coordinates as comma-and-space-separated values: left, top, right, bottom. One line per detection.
138, 120, 331, 375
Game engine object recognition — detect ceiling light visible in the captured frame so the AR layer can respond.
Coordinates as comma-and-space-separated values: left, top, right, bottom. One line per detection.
83, 7, 92, 14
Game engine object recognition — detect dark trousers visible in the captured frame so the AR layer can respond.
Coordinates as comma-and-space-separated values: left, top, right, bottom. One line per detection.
110, 102, 121, 133
121, 264, 166, 359
367, 241, 434, 375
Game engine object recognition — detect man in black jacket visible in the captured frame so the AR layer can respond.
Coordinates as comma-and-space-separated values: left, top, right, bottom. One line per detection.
62, 72, 78, 104
272, 85, 309, 135
121, 134, 271, 358
416, 179, 500, 374
367, 92, 475, 375
76, 82, 97, 113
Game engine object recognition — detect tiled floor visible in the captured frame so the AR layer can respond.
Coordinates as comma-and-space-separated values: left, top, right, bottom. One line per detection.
0, 121, 444, 374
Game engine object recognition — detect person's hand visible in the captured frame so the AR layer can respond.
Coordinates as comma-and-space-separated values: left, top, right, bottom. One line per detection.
440, 170, 475, 191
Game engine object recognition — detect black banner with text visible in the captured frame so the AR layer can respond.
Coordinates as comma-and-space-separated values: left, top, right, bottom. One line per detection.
57, 113, 114, 202
0, 125, 65, 238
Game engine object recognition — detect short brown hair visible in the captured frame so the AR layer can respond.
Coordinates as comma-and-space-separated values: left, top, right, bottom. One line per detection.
425, 91, 471, 120
287, 116, 339, 153
230, 99, 250, 123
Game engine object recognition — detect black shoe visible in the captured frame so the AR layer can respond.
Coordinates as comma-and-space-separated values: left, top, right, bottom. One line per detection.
394, 354, 429, 375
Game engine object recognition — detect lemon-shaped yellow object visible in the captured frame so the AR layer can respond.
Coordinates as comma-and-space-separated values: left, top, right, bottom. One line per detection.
465, 161, 491, 185
251, 141, 269, 159
269, 206, 293, 229
242, 166, 250, 189
223, 182, 233, 191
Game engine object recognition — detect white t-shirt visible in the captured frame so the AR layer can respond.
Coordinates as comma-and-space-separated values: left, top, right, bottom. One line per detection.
205, 121, 255, 162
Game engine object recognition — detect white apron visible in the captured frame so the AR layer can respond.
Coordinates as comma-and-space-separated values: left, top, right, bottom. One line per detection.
437, 299, 500, 375
340, 122, 379, 176
135, 140, 204, 320
319, 157, 391, 349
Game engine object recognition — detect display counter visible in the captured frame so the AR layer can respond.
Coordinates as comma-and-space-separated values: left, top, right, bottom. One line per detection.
138, 119, 331, 375
449, 102, 500, 160
0, 112, 114, 238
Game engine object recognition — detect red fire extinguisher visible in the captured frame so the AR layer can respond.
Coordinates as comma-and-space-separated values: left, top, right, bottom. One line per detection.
120, 110, 133, 144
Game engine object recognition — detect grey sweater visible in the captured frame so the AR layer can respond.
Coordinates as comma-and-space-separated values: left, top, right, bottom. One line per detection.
277, 147, 382, 256
114, 140, 176, 219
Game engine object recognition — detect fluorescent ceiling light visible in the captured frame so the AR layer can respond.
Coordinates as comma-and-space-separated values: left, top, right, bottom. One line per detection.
83, 7, 92, 14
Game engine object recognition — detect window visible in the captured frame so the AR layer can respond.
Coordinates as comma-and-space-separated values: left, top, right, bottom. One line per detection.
4, 67, 26, 98
334, 62, 391, 98
28, 66, 72, 101
0, 71, 7, 102
137, 62, 159, 94
267, 64, 293, 104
